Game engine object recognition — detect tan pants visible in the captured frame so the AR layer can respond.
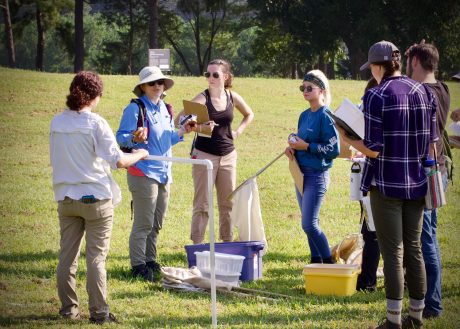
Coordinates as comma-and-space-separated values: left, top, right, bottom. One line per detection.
56, 197, 113, 320
191, 149, 237, 244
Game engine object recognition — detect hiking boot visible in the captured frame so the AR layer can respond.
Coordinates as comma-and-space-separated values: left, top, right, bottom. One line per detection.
369, 319, 402, 329
131, 264, 154, 282
146, 261, 162, 282
89, 313, 120, 325
310, 257, 322, 264
401, 316, 423, 329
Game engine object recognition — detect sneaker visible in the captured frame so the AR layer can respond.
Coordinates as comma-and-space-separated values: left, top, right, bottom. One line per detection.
401, 316, 423, 329
369, 319, 402, 329
89, 313, 120, 325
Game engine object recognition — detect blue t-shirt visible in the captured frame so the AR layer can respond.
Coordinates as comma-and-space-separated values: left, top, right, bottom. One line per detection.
294, 106, 340, 171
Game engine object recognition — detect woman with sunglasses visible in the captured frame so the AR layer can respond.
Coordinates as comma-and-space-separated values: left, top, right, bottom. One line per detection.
185, 59, 254, 244
116, 66, 192, 281
285, 69, 339, 264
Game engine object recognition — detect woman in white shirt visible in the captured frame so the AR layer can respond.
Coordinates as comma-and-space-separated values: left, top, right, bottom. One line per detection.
50, 71, 147, 325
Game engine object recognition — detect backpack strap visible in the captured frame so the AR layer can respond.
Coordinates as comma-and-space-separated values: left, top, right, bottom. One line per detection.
130, 98, 146, 128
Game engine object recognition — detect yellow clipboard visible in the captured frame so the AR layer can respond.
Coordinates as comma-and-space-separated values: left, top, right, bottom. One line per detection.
183, 100, 212, 137
289, 157, 304, 195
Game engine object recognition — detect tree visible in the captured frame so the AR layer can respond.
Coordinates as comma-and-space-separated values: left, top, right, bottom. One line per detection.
148, 0, 159, 49
74, 0, 83, 72
161, 0, 234, 75
1, 0, 15, 67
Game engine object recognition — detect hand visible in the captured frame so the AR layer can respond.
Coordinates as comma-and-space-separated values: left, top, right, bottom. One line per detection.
133, 127, 148, 143
288, 136, 309, 151
451, 108, 460, 122
182, 120, 195, 133
132, 148, 149, 159
284, 146, 294, 160
232, 130, 240, 139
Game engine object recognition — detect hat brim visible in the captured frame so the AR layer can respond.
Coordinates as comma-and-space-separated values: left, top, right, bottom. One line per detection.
132, 77, 174, 97
360, 61, 370, 71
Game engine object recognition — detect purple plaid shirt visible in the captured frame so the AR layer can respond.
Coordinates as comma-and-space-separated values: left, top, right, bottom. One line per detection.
360, 75, 437, 199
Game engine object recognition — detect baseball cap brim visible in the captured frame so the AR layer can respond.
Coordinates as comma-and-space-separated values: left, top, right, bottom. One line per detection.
360, 61, 371, 71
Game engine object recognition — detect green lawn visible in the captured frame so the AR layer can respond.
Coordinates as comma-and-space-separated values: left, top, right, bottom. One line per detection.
0, 67, 459, 328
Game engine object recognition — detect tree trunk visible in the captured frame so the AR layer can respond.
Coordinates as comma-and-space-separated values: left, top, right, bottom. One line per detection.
127, 0, 134, 74
35, 5, 44, 71
74, 0, 84, 72
148, 0, 158, 49
2, 0, 15, 67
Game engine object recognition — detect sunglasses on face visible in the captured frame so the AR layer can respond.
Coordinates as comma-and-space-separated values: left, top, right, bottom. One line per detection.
204, 72, 220, 79
299, 85, 320, 93
147, 80, 165, 86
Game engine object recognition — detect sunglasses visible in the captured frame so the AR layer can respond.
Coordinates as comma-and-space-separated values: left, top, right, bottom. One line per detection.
147, 80, 165, 86
299, 85, 320, 93
204, 72, 220, 79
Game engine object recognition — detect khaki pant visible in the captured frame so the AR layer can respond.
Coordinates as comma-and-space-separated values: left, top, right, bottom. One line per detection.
370, 187, 426, 300
56, 197, 113, 320
128, 174, 170, 266
191, 149, 237, 244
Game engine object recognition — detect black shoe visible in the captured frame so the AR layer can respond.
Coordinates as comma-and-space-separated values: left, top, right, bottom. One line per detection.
401, 315, 423, 329
310, 257, 323, 264
131, 264, 154, 282
146, 261, 162, 282
89, 313, 120, 325
369, 319, 402, 329
422, 309, 440, 319
357, 285, 377, 293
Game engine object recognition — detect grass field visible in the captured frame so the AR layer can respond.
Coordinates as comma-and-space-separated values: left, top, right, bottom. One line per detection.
0, 67, 459, 328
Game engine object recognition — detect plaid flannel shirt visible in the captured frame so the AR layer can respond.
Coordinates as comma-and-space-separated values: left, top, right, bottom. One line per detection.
360, 75, 438, 199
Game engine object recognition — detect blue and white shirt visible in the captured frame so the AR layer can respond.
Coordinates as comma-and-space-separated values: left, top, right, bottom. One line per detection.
295, 106, 340, 171
116, 95, 182, 184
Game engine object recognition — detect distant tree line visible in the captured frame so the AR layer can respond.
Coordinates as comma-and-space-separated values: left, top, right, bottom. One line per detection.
1, 0, 459, 80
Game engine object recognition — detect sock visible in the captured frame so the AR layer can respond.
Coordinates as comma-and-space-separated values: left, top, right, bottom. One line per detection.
409, 298, 425, 322
386, 299, 402, 325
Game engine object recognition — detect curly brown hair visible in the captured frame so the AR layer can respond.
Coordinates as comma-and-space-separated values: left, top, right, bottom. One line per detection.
66, 71, 103, 111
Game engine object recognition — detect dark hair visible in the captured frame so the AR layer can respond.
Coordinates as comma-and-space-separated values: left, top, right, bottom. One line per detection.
372, 51, 402, 80
66, 71, 103, 111
406, 43, 439, 72
365, 77, 378, 92
208, 59, 233, 88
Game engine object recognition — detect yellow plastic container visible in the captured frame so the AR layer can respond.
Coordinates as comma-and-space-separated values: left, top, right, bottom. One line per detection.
303, 264, 361, 296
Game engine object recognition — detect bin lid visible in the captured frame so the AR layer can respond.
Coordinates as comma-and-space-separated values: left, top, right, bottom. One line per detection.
303, 264, 360, 275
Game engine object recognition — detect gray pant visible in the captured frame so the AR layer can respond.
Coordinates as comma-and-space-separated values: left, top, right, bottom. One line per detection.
57, 197, 113, 320
128, 174, 170, 267
370, 187, 426, 300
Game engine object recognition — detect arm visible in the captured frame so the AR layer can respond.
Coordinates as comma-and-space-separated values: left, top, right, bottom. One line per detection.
231, 91, 254, 139
337, 127, 379, 158
116, 103, 141, 149
116, 149, 149, 168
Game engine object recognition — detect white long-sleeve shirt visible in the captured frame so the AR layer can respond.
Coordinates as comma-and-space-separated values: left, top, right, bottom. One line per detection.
50, 108, 123, 202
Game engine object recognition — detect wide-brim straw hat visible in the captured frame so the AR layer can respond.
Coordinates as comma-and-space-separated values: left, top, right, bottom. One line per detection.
133, 66, 174, 97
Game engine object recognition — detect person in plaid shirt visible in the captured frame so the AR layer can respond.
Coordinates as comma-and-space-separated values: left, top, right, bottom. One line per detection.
340, 41, 437, 329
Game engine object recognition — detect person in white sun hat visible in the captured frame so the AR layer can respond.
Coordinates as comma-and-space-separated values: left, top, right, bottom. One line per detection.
116, 66, 193, 282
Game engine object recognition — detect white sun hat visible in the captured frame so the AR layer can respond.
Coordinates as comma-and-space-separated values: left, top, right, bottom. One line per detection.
133, 66, 174, 97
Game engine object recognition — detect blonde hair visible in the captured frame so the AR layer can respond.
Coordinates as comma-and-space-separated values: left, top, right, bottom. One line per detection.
304, 69, 331, 107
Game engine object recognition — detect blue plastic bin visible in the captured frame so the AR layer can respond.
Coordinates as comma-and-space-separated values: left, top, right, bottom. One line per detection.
185, 241, 265, 281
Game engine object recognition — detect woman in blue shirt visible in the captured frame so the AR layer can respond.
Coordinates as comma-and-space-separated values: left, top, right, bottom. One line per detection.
285, 70, 340, 264
116, 66, 191, 282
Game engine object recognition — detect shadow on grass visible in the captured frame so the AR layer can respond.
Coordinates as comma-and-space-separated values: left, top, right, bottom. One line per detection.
0, 314, 62, 327
0, 249, 57, 263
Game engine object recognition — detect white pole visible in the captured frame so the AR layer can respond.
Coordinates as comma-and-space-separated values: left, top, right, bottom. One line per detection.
145, 155, 217, 327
